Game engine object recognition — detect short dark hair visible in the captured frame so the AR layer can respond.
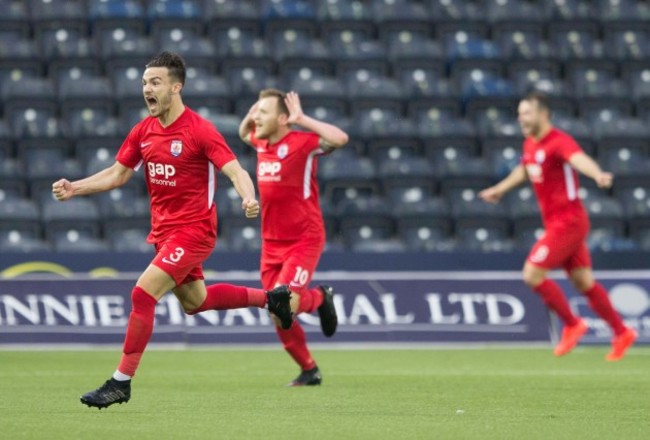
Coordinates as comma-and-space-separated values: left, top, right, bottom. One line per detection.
145, 51, 186, 85
259, 88, 289, 116
522, 91, 551, 112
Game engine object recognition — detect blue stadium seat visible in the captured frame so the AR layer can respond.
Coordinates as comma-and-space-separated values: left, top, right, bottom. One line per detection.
96, 187, 150, 221
398, 66, 456, 99
41, 197, 102, 242
0, 198, 41, 240
506, 186, 541, 224
3, 77, 57, 113
320, 152, 379, 208
488, 0, 546, 21
181, 75, 232, 114
222, 60, 276, 98
599, 143, 650, 177
456, 221, 514, 252
617, 186, 650, 220
485, 142, 522, 180
469, 102, 518, 137
107, 227, 152, 253
96, 23, 147, 59
394, 197, 453, 251
548, 22, 602, 59
427, 0, 482, 20
378, 156, 435, 202
366, 138, 422, 166
423, 137, 479, 166
337, 195, 394, 250
210, 22, 265, 58
261, 0, 316, 19
0, 228, 51, 252
496, 24, 550, 60
53, 231, 111, 253
10, 106, 63, 140
0, 169, 26, 204
205, 0, 260, 21
544, 0, 594, 20
604, 26, 650, 60
220, 217, 262, 252
353, 107, 413, 139
386, 32, 442, 65
598, 0, 648, 21
154, 31, 217, 73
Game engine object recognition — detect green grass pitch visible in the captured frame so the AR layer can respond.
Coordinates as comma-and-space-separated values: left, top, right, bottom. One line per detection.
1, 347, 648, 440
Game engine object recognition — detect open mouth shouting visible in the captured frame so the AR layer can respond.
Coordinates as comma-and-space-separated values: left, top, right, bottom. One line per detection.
145, 95, 158, 113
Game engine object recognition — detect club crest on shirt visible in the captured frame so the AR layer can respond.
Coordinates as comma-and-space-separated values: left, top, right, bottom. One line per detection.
535, 150, 545, 164
277, 144, 289, 159
170, 140, 183, 157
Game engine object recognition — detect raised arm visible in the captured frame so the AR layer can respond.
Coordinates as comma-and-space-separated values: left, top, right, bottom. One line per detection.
52, 161, 134, 201
569, 152, 613, 189
284, 92, 348, 149
479, 164, 528, 204
220, 159, 260, 218
238, 101, 258, 147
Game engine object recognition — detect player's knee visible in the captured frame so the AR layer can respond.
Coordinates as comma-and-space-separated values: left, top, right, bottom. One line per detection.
571, 278, 593, 293
522, 267, 544, 289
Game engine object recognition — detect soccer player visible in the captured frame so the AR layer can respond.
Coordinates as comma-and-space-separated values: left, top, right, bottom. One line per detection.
52, 52, 293, 409
479, 91, 637, 361
238, 89, 348, 385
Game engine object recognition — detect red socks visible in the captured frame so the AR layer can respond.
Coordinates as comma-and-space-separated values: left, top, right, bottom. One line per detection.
189, 284, 267, 314
295, 287, 324, 314
583, 283, 626, 336
533, 279, 579, 326
117, 286, 157, 377
275, 321, 316, 371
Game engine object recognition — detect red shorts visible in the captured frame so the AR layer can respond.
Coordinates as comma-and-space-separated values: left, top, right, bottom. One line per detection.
152, 227, 216, 286
526, 219, 591, 272
261, 238, 324, 292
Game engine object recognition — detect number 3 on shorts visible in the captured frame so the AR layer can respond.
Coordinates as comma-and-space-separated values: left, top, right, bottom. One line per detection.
162, 247, 185, 265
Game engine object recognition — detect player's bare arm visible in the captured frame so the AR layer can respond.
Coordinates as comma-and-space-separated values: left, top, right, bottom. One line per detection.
238, 101, 259, 146
568, 152, 613, 189
284, 91, 349, 149
52, 161, 134, 201
479, 164, 528, 204
221, 159, 260, 218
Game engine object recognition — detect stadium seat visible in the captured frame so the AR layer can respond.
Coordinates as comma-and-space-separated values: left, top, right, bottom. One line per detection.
386, 32, 443, 65
222, 60, 276, 99
320, 152, 379, 208
394, 196, 453, 251
603, 26, 650, 60
548, 22, 602, 59
181, 75, 231, 114
617, 186, 650, 220
366, 138, 422, 166
107, 227, 152, 253
544, 0, 594, 20
41, 198, 102, 243
484, 142, 522, 180
500, 32, 551, 62
485, 0, 545, 22
220, 217, 262, 252
0, 198, 41, 241
378, 156, 435, 201
53, 232, 111, 253
337, 195, 394, 250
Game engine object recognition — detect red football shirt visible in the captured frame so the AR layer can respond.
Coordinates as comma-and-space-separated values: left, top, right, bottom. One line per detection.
250, 129, 327, 241
116, 107, 236, 243
521, 127, 588, 225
